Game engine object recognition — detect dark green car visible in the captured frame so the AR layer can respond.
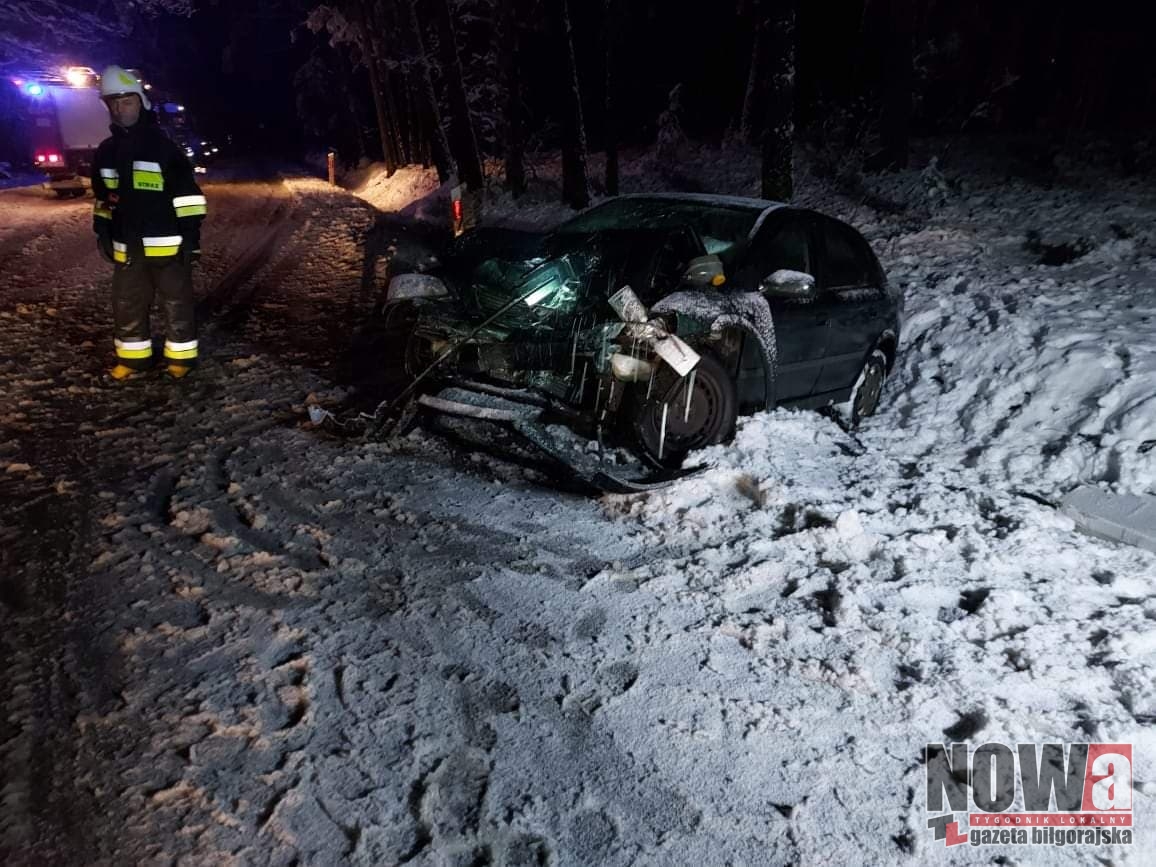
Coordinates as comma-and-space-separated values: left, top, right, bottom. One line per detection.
385, 193, 902, 478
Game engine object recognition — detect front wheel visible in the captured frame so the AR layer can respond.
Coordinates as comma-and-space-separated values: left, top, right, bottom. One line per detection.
629, 352, 737, 468
849, 348, 888, 427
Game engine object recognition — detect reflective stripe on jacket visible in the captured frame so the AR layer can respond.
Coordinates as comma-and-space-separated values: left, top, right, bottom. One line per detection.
91, 113, 206, 258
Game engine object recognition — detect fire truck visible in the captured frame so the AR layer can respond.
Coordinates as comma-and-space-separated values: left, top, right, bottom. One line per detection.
9, 66, 194, 198
9, 67, 110, 197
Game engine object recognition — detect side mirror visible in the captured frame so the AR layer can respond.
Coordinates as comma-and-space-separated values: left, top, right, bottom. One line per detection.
683, 254, 726, 287
762, 269, 816, 298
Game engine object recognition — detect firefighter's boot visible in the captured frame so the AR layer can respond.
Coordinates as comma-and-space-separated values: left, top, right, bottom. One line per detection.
106, 363, 146, 382
166, 363, 192, 379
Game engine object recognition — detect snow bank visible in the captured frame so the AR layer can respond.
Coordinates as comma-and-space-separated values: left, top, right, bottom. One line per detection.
601, 408, 1155, 864
346, 162, 445, 222
876, 184, 1156, 498
342, 143, 762, 230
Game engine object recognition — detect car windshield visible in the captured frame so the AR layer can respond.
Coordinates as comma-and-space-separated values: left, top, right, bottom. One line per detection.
552, 198, 762, 260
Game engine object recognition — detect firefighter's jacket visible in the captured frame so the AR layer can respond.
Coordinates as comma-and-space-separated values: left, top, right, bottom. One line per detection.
91, 113, 206, 263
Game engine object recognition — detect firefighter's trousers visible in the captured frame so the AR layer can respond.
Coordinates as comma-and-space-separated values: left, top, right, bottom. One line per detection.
111, 256, 198, 369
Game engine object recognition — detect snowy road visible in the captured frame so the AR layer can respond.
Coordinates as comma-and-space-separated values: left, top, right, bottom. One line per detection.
2, 165, 1155, 866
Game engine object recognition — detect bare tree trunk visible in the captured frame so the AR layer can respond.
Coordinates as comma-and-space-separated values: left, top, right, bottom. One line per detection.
402, 73, 418, 166
549, 0, 590, 209
370, 0, 407, 167
355, 0, 397, 174
603, 0, 623, 195
760, 0, 795, 200
420, 110, 433, 168
336, 47, 367, 165
883, 0, 910, 171
498, 0, 526, 196
431, 0, 485, 191
864, 0, 915, 171
403, 0, 453, 182
739, 9, 764, 143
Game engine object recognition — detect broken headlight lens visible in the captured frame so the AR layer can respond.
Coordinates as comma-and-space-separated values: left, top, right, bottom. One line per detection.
519, 256, 580, 309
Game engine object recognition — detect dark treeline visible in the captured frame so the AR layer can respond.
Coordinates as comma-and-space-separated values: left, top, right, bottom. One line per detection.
295, 0, 1154, 204
3, 0, 1152, 203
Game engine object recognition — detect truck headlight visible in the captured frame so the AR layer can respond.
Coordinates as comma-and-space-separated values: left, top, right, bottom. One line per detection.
387, 273, 449, 303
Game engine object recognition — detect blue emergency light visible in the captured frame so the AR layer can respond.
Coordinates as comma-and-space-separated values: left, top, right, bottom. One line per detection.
25, 82, 43, 96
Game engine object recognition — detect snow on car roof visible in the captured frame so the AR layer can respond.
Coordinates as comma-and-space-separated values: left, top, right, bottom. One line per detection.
585, 193, 785, 240
614, 191, 784, 212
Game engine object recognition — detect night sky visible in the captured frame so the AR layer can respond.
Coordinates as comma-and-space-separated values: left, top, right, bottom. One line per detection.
3, 0, 1156, 164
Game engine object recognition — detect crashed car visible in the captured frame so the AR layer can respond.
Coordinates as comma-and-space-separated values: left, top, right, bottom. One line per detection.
379, 194, 902, 491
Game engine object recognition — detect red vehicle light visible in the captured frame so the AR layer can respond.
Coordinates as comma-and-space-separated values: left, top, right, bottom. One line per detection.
452, 198, 463, 223
35, 154, 46, 163
47, 154, 60, 163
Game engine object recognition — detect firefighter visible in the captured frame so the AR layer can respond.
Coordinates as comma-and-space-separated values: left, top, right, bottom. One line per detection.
91, 65, 207, 380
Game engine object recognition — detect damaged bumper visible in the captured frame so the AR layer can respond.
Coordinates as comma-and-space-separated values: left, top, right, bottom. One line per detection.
412, 382, 704, 494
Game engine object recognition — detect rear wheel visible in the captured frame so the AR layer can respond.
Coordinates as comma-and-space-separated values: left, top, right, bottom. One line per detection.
629, 352, 737, 467
849, 348, 888, 427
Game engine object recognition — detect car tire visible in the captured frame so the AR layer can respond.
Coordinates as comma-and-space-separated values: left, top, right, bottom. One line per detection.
849, 348, 888, 427
343, 301, 420, 395
629, 352, 737, 468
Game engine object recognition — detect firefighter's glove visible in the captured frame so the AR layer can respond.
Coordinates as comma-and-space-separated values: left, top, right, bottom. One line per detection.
181, 232, 201, 267
96, 232, 116, 265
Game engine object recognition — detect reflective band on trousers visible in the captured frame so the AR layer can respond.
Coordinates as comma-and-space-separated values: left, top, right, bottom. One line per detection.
100, 168, 119, 190
115, 338, 152, 359
132, 160, 163, 191
94, 202, 112, 220
172, 194, 207, 219
164, 339, 198, 360
112, 240, 128, 264
142, 235, 182, 257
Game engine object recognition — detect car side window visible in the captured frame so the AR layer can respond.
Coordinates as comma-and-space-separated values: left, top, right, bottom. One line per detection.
735, 215, 812, 288
820, 219, 875, 289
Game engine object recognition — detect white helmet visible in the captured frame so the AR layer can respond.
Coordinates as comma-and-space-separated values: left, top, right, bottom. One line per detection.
99, 65, 151, 110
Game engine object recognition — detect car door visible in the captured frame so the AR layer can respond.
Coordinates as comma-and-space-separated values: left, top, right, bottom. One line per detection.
732, 209, 830, 402
813, 216, 889, 395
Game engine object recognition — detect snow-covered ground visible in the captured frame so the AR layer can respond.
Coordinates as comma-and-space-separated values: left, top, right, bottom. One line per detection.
0, 170, 47, 191
1, 145, 1154, 866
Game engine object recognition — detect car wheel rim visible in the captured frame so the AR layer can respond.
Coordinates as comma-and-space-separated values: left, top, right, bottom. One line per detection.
644, 370, 724, 453
855, 362, 884, 418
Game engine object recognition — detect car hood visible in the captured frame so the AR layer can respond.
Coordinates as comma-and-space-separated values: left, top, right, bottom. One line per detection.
435, 225, 713, 328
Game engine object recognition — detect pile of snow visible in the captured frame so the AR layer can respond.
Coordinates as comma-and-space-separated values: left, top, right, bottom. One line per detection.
348, 163, 444, 221
868, 178, 1156, 498
0, 170, 47, 191
342, 143, 764, 231
599, 409, 1155, 863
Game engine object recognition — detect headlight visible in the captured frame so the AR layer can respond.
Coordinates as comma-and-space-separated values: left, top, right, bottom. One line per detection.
387, 273, 449, 303
610, 353, 655, 382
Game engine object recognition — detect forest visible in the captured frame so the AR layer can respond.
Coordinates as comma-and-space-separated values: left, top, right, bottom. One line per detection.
1, 0, 1152, 204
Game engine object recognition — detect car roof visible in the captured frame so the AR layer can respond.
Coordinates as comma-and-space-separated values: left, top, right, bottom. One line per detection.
612, 192, 784, 211
585, 193, 787, 240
